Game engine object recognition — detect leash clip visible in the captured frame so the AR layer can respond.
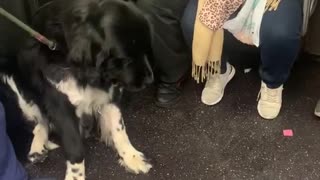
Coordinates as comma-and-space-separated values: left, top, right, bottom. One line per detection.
0, 7, 59, 52
48, 41, 58, 51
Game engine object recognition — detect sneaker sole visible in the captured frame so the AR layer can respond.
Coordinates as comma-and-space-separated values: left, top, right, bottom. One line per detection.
315, 111, 320, 118
201, 65, 236, 106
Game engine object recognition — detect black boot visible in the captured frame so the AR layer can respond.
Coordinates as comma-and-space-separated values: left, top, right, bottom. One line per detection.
155, 81, 182, 108
315, 99, 320, 117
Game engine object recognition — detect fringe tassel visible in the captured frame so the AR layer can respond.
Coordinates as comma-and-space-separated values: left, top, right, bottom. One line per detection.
192, 60, 221, 83
265, 0, 281, 11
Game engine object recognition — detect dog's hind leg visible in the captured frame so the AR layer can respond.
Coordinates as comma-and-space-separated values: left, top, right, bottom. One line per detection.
28, 121, 59, 163
28, 122, 48, 163
2, 75, 58, 163
99, 103, 152, 174
28, 120, 60, 163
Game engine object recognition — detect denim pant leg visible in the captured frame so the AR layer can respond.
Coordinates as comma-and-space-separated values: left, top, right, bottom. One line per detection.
181, 0, 228, 74
0, 102, 28, 180
259, 0, 303, 88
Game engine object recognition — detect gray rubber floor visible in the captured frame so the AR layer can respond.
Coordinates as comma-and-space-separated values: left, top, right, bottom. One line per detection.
25, 57, 320, 180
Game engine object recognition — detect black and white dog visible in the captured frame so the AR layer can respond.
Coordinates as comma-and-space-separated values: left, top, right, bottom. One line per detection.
0, 0, 153, 179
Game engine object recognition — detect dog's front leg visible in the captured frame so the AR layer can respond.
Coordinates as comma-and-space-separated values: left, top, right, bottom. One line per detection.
28, 122, 59, 163
99, 104, 152, 174
41, 87, 86, 180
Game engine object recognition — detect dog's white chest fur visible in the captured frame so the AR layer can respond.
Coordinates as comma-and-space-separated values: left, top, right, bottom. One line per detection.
49, 77, 112, 117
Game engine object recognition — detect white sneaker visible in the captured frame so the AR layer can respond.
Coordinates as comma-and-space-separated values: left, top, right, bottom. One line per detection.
201, 63, 235, 105
257, 81, 283, 120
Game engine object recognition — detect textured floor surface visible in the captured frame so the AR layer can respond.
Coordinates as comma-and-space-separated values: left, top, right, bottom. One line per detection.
17, 55, 320, 180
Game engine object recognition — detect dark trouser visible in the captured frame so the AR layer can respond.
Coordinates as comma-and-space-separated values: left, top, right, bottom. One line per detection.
181, 0, 303, 88
0, 102, 28, 180
136, 0, 191, 83
0, 0, 34, 57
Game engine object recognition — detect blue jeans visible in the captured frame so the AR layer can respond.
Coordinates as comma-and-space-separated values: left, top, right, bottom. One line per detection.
0, 92, 56, 180
181, 0, 303, 88
0, 102, 28, 180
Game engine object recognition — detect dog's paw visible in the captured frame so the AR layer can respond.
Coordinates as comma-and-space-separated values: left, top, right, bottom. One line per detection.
65, 160, 85, 180
28, 150, 48, 163
45, 140, 60, 150
119, 150, 152, 174
65, 173, 85, 180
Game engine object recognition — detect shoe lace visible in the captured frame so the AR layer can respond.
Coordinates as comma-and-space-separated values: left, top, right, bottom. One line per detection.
257, 85, 281, 103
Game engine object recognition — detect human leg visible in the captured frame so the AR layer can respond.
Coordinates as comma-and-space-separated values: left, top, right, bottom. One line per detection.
180, 0, 235, 106
0, 101, 28, 180
257, 0, 303, 119
136, 0, 191, 107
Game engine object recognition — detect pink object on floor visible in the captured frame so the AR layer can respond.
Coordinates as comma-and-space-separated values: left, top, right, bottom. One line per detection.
283, 129, 293, 137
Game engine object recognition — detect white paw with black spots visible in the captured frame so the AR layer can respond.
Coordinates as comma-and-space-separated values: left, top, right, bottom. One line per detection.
28, 148, 48, 163
64, 173, 85, 180
65, 161, 85, 180
119, 150, 152, 174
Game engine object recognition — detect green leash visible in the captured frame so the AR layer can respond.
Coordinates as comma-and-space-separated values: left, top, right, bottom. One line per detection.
0, 7, 57, 50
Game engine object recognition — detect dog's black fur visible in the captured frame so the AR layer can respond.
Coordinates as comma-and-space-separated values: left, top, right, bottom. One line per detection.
0, 0, 153, 179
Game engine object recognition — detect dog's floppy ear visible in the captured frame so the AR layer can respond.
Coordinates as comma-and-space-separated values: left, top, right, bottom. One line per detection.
70, 0, 101, 23
66, 1, 105, 65
67, 25, 93, 65
63, 1, 92, 65
72, 8, 89, 23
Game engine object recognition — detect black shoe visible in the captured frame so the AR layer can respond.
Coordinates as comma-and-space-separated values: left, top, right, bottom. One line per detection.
155, 81, 182, 108
315, 99, 320, 117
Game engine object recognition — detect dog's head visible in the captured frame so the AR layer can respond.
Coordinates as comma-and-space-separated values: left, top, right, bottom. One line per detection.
63, 0, 153, 91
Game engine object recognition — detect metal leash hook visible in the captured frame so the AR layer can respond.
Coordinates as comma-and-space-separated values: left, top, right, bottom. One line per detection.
48, 41, 58, 51
0, 7, 58, 51
34, 33, 58, 51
